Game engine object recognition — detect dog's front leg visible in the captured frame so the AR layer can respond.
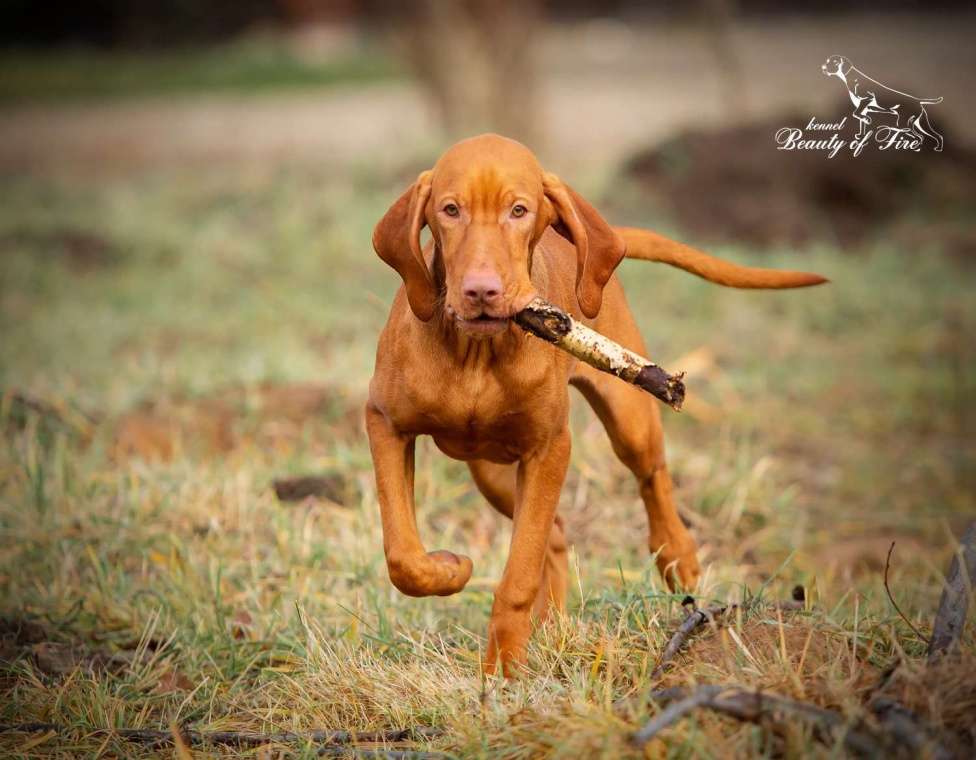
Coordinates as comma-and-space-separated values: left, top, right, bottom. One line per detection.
366, 403, 472, 597
484, 428, 571, 677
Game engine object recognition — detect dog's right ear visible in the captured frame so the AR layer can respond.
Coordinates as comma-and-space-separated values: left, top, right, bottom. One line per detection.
372, 171, 435, 321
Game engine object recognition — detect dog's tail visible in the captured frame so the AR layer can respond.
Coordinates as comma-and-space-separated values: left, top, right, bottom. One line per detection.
616, 227, 828, 289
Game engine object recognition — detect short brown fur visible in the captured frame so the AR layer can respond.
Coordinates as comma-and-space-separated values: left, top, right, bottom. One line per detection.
367, 134, 825, 676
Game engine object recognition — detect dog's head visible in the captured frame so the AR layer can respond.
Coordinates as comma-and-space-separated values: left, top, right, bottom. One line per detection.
372, 134, 624, 336
821, 54, 851, 79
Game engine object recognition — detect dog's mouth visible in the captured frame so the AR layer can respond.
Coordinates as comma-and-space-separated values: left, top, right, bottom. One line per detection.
455, 312, 511, 336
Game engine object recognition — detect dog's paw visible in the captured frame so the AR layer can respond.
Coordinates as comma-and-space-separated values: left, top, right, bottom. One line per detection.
387, 549, 473, 597
426, 550, 474, 595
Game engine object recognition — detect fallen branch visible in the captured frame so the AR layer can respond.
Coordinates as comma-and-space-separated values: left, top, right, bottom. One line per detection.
650, 600, 730, 680
869, 696, 956, 760
928, 521, 976, 662
647, 593, 805, 682
0, 723, 444, 756
632, 684, 879, 754
514, 297, 685, 409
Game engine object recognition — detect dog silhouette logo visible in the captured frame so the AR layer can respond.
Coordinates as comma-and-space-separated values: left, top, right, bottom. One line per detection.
821, 54, 943, 151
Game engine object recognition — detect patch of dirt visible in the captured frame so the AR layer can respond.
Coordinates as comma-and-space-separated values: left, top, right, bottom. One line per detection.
272, 474, 352, 504
672, 610, 879, 693
112, 398, 235, 462
29, 641, 134, 676
112, 382, 362, 464
0, 228, 118, 272
624, 104, 976, 253
808, 534, 930, 583
0, 617, 48, 665
0, 617, 138, 677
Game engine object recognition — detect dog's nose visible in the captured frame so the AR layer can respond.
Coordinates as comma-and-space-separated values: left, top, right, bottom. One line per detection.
462, 271, 503, 306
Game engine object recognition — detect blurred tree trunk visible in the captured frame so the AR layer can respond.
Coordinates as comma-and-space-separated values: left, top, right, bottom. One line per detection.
698, 0, 748, 120
390, 0, 543, 145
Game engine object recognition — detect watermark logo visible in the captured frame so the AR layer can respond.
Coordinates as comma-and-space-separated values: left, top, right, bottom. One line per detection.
775, 55, 943, 157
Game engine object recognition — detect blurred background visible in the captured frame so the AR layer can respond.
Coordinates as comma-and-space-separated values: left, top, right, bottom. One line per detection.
1, 0, 975, 685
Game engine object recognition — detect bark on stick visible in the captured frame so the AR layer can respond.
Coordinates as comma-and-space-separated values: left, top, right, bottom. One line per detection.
514, 297, 685, 410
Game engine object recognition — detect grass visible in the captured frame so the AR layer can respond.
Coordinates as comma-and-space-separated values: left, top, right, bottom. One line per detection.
0, 41, 399, 104
0, 162, 974, 757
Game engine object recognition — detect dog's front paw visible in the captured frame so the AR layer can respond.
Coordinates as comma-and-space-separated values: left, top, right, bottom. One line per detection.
387, 549, 473, 597
426, 550, 474, 595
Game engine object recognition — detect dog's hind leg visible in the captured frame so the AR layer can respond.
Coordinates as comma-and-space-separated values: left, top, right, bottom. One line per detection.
914, 108, 944, 151
468, 459, 568, 621
568, 282, 700, 590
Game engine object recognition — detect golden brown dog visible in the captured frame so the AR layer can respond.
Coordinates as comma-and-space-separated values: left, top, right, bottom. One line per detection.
367, 134, 825, 676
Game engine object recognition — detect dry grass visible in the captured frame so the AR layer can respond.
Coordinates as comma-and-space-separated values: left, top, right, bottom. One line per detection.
1, 160, 974, 757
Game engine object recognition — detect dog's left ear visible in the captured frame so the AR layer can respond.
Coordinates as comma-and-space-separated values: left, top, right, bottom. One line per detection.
543, 172, 625, 318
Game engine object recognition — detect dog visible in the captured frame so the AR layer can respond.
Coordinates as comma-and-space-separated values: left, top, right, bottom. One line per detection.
366, 134, 826, 676
822, 54, 943, 150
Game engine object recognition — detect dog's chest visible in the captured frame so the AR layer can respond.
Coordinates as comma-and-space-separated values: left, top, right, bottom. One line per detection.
405, 364, 536, 430
393, 343, 567, 460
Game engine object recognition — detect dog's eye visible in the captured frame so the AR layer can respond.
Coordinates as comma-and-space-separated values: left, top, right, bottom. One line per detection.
443, 203, 460, 218
511, 204, 528, 218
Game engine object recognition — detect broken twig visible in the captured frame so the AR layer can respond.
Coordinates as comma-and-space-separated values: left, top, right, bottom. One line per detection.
884, 541, 930, 644
647, 593, 808, 683
632, 684, 879, 754
869, 696, 956, 760
0, 723, 444, 756
514, 297, 685, 409
650, 601, 729, 680
928, 522, 976, 662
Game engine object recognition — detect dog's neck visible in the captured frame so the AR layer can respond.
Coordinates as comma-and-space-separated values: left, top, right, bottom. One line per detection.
435, 313, 524, 366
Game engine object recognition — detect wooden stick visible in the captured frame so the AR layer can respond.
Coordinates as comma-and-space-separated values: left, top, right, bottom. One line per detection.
0, 723, 445, 756
633, 686, 955, 757
646, 593, 808, 683
869, 696, 956, 760
928, 522, 976, 662
514, 297, 686, 410
632, 684, 880, 754
650, 602, 729, 680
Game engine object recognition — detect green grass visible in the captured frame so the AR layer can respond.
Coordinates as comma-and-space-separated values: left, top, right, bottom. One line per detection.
0, 164, 974, 757
0, 42, 399, 104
